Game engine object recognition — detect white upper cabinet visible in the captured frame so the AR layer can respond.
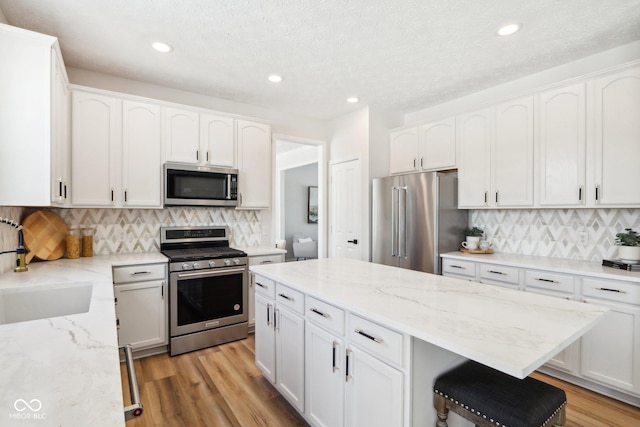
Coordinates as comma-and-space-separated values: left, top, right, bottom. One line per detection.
389, 127, 419, 174
389, 119, 456, 175
122, 100, 162, 207
419, 118, 456, 171
163, 107, 200, 163
537, 83, 586, 206
457, 109, 492, 208
493, 96, 534, 207
0, 25, 70, 206
200, 113, 235, 167
71, 91, 121, 207
593, 66, 640, 207
237, 120, 271, 209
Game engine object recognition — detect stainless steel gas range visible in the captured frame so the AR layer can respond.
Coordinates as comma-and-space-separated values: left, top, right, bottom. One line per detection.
160, 226, 248, 356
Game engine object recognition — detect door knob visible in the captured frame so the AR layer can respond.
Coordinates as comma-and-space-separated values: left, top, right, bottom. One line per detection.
347, 239, 358, 244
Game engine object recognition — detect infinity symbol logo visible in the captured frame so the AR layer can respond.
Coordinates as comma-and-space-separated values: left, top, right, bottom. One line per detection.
14, 399, 42, 412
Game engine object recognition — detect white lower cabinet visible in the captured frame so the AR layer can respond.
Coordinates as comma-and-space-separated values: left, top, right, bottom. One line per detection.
345, 345, 404, 427
248, 253, 285, 329
255, 293, 276, 383
112, 263, 168, 352
275, 305, 305, 412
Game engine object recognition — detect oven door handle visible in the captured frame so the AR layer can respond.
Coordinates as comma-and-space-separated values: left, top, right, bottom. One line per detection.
176, 267, 246, 279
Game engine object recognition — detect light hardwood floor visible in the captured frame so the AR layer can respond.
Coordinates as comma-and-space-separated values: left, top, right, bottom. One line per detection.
122, 335, 640, 427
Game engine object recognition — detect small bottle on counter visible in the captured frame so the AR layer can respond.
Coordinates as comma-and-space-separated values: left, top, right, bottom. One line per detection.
81, 227, 94, 257
67, 227, 81, 259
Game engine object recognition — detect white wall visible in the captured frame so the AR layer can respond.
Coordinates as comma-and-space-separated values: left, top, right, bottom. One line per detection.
67, 67, 330, 141
284, 164, 318, 260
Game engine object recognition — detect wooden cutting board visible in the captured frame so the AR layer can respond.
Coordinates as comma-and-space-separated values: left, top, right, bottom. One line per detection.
22, 211, 69, 262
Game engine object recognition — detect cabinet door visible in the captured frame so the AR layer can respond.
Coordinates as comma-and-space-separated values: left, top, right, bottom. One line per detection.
200, 113, 235, 167
237, 120, 271, 209
538, 83, 586, 206
345, 346, 403, 427
51, 53, 70, 205
305, 323, 344, 427
122, 100, 162, 207
255, 294, 276, 383
114, 280, 167, 350
580, 298, 640, 394
457, 109, 492, 208
389, 127, 419, 174
71, 91, 121, 206
275, 306, 305, 412
419, 118, 456, 171
594, 67, 640, 206
164, 107, 199, 163
493, 96, 534, 207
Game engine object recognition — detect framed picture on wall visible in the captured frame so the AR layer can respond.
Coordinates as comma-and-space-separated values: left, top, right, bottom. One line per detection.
308, 186, 318, 223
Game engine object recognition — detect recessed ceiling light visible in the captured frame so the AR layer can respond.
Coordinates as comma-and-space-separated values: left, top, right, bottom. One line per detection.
497, 23, 521, 36
152, 42, 173, 53
268, 74, 283, 83
347, 97, 359, 103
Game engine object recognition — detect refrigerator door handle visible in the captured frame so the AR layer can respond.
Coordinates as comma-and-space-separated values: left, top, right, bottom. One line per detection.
398, 186, 408, 259
391, 187, 398, 257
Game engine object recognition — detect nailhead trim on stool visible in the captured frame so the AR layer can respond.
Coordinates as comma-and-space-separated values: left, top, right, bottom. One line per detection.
433, 361, 566, 427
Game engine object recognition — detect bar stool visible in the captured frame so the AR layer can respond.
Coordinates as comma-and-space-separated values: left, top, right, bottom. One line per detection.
433, 360, 566, 427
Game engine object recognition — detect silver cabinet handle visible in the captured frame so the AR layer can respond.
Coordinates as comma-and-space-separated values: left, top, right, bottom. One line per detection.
487, 270, 506, 275
596, 287, 626, 294
274, 308, 279, 331
354, 329, 383, 343
131, 271, 151, 276
267, 303, 272, 326
260, 260, 273, 264
332, 341, 339, 373
256, 282, 267, 289
345, 349, 352, 381
535, 277, 559, 284
121, 345, 144, 420
310, 308, 331, 319
278, 293, 294, 301
450, 265, 465, 269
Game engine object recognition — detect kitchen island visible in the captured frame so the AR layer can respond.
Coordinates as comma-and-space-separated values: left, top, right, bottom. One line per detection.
0, 253, 167, 427
250, 258, 607, 427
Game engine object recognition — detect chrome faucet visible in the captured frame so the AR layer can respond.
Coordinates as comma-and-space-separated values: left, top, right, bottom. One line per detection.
0, 217, 28, 272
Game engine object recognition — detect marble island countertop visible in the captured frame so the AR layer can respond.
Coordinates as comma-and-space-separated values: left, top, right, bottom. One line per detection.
251, 258, 608, 379
0, 253, 167, 427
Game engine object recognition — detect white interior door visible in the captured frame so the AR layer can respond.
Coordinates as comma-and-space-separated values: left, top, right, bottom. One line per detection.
330, 159, 362, 259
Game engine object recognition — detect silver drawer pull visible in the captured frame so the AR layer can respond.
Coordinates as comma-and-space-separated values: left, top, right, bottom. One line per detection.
596, 287, 626, 294
278, 293, 294, 301
354, 329, 383, 344
535, 278, 559, 284
260, 260, 273, 264
121, 345, 144, 420
256, 282, 268, 289
488, 270, 506, 275
450, 265, 465, 269
131, 271, 151, 275
310, 308, 331, 319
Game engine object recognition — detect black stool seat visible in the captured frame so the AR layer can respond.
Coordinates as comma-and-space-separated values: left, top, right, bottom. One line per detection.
434, 361, 566, 427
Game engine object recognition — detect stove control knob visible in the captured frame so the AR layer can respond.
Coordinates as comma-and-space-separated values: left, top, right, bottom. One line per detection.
233, 258, 240, 265
208, 260, 217, 268
224, 259, 232, 266
181, 263, 190, 270
193, 262, 201, 269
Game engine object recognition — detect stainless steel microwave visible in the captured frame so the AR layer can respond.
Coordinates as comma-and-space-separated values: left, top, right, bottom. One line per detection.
164, 163, 238, 207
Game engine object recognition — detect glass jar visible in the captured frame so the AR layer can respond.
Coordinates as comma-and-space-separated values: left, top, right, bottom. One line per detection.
81, 227, 94, 257
67, 228, 81, 259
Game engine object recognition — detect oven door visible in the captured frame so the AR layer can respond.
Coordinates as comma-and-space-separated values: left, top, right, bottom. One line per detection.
169, 266, 248, 337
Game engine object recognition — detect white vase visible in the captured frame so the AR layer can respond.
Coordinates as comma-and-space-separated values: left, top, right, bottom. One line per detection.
618, 246, 640, 263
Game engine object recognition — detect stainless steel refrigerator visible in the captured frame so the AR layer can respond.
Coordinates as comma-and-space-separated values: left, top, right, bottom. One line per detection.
372, 171, 467, 274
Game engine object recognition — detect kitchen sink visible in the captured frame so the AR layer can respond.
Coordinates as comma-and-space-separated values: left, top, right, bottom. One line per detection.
0, 282, 93, 325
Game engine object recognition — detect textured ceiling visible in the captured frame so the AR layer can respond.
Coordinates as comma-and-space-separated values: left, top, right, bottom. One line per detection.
1, 0, 640, 120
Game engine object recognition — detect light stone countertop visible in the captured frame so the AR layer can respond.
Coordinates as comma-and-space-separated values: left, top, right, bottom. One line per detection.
250, 257, 607, 379
0, 253, 167, 427
440, 251, 640, 284
233, 246, 287, 257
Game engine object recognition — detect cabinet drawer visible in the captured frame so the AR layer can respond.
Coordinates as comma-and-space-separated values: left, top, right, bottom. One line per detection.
525, 270, 574, 294
113, 263, 166, 284
442, 258, 476, 278
305, 296, 345, 336
248, 254, 284, 266
276, 283, 304, 314
582, 278, 640, 305
479, 264, 519, 286
348, 314, 404, 367
254, 275, 276, 299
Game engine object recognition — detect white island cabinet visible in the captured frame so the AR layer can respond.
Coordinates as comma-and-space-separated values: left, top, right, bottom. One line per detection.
251, 258, 606, 427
